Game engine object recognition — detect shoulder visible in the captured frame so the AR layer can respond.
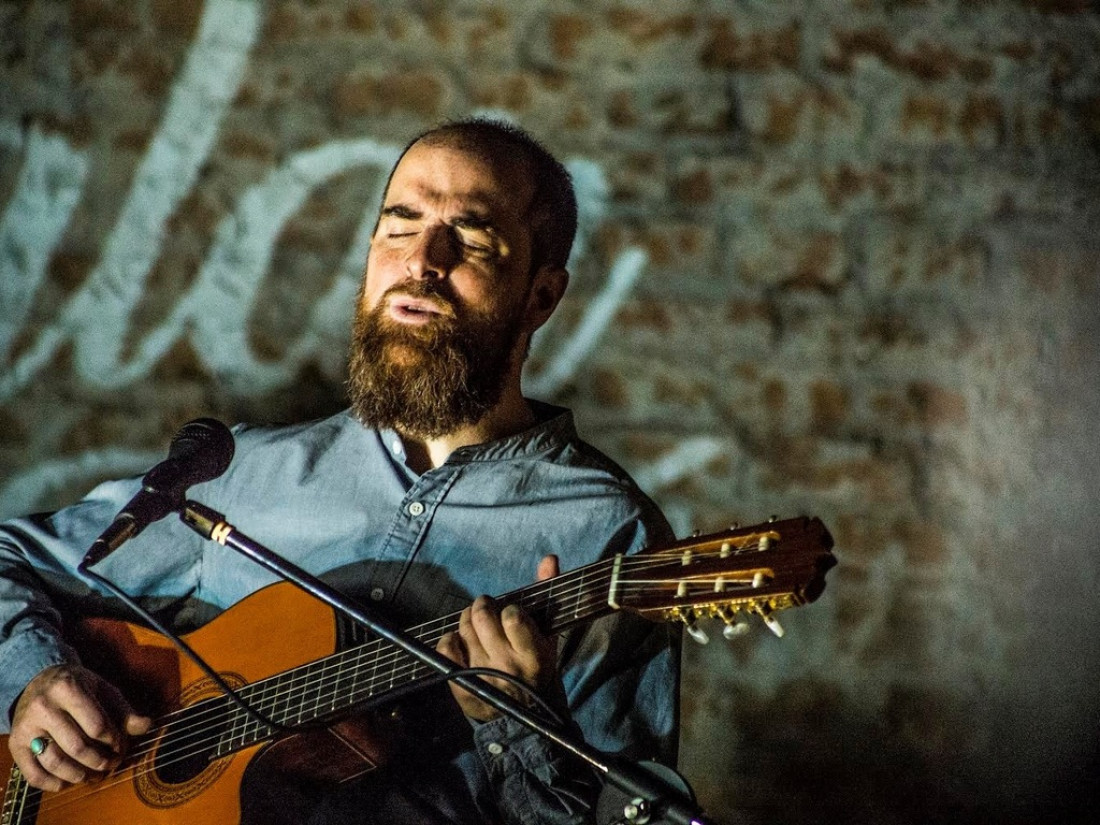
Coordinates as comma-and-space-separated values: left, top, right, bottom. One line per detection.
521, 406, 674, 550
224, 409, 377, 467
193, 409, 386, 499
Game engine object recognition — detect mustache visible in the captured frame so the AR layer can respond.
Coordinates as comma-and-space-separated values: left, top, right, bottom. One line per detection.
380, 280, 460, 316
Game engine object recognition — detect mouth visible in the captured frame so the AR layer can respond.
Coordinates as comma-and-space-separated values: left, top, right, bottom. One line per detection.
386, 295, 452, 325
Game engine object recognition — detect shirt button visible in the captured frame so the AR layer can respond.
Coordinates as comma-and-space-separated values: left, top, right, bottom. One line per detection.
487, 742, 504, 756
407, 501, 425, 516
391, 439, 402, 454
370, 587, 385, 601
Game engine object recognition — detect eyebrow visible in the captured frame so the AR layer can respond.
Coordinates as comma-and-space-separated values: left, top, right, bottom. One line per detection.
380, 204, 497, 232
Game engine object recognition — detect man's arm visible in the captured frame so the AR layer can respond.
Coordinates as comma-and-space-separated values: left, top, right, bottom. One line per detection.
439, 532, 681, 825
0, 478, 194, 790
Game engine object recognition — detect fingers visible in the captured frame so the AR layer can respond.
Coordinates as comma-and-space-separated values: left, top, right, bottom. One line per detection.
99, 679, 153, 738
22, 729, 95, 789
437, 627, 468, 668
9, 664, 143, 791
536, 554, 560, 582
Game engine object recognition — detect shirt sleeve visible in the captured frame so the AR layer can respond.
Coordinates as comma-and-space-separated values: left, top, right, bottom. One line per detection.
472, 511, 682, 825
0, 476, 204, 728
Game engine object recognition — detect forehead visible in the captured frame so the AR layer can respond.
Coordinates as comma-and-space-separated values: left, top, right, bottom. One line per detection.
384, 141, 533, 218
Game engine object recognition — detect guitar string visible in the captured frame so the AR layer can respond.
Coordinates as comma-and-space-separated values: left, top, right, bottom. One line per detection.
28, 542, 785, 817
121, 549, 705, 738
119, 544, 774, 743
25, 545, 786, 815
28, 573, 767, 819
23, 553, 633, 814
28, 543, 785, 816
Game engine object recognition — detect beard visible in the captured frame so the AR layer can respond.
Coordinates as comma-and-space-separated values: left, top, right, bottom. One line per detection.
346, 281, 526, 439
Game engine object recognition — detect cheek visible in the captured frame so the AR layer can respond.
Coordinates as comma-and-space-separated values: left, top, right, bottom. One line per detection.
363, 248, 400, 306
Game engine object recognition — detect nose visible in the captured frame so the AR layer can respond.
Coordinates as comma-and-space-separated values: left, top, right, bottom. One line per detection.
405, 224, 458, 280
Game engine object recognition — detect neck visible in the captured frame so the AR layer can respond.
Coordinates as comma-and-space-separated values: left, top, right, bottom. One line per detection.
399, 383, 536, 472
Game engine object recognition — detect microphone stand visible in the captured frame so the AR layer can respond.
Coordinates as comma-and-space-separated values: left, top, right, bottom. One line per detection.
178, 499, 715, 825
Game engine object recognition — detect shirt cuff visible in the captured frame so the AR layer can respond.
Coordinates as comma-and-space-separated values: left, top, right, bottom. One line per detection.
0, 628, 79, 731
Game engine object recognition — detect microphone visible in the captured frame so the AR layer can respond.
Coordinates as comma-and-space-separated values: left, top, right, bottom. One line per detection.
79, 418, 235, 570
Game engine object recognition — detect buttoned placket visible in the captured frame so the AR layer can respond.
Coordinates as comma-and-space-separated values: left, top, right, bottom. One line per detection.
361, 462, 461, 604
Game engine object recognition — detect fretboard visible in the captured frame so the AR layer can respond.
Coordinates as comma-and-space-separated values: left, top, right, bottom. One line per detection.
159, 555, 619, 761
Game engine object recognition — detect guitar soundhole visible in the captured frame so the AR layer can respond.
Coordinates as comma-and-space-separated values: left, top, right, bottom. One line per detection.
132, 674, 244, 809
153, 716, 227, 784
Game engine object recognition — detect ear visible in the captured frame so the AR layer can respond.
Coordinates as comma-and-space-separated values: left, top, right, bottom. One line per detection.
523, 265, 569, 335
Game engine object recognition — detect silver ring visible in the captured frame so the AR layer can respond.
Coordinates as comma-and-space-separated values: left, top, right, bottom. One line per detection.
29, 736, 50, 757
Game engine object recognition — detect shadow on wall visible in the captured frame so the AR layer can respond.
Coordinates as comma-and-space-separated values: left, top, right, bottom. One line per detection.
683, 678, 1099, 825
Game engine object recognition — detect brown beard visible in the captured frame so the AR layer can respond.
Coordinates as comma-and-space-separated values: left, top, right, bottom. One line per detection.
346, 282, 525, 439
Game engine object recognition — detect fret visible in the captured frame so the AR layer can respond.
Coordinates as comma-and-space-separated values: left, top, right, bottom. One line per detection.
252, 673, 281, 729
387, 649, 399, 693
317, 652, 345, 716
329, 649, 348, 713
297, 664, 319, 721
369, 634, 384, 703
214, 702, 246, 757
253, 672, 279, 728
570, 572, 584, 622
346, 646, 363, 707
1, 764, 40, 825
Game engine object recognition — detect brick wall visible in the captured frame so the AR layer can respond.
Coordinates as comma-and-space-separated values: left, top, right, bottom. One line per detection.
2, 2, 1098, 822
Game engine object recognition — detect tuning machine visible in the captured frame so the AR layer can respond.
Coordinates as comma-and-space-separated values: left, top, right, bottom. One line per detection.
716, 606, 751, 639
680, 607, 710, 645
755, 604, 785, 637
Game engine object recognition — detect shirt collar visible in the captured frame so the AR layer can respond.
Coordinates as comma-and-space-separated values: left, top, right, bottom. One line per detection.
374, 401, 577, 467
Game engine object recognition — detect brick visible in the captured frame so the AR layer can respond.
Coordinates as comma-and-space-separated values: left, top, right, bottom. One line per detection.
906, 381, 969, 428
549, 14, 593, 61
733, 227, 847, 291
333, 69, 445, 118
605, 8, 697, 45
699, 18, 801, 72
810, 380, 849, 435
958, 94, 1006, 146
220, 129, 277, 163
151, 0, 203, 35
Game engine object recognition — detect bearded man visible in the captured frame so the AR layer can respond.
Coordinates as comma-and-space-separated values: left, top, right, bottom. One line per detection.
0, 119, 679, 825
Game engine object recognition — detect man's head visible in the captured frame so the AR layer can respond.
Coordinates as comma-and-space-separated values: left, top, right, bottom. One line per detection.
347, 119, 575, 438
392, 119, 578, 274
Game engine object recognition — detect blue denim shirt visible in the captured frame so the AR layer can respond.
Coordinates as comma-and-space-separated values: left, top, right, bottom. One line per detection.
0, 405, 679, 824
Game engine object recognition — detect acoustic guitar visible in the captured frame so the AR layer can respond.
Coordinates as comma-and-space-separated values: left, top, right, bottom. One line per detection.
0, 516, 835, 824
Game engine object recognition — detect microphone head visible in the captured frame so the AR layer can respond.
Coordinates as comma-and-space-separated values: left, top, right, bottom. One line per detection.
143, 418, 235, 496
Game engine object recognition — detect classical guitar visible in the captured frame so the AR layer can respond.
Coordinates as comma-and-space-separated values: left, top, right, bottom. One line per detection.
0, 516, 834, 825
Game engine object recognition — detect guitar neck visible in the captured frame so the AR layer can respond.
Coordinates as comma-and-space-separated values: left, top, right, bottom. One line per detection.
140, 516, 835, 761
181, 557, 618, 757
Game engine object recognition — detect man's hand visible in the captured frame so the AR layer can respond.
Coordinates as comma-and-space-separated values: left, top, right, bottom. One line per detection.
9, 663, 152, 791
437, 554, 563, 722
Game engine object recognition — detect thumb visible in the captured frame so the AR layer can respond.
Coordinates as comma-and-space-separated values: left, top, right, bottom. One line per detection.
125, 713, 153, 735
536, 554, 559, 582
96, 677, 152, 734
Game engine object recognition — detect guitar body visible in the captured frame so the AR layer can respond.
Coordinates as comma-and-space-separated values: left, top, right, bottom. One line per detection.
0, 583, 389, 825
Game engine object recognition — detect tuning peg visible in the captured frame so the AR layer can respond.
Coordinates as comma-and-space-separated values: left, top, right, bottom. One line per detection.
722, 618, 751, 639
681, 608, 709, 644
757, 608, 785, 638
686, 622, 710, 645
715, 606, 749, 639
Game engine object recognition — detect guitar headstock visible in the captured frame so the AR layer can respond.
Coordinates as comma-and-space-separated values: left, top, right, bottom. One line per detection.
608, 516, 836, 641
